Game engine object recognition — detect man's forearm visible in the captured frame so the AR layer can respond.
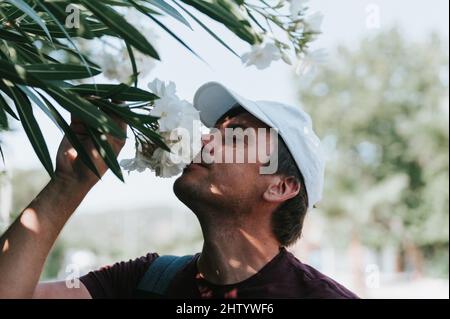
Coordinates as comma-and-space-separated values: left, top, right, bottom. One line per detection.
0, 177, 91, 298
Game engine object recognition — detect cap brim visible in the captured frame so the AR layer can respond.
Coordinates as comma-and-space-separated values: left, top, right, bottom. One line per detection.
193, 82, 275, 128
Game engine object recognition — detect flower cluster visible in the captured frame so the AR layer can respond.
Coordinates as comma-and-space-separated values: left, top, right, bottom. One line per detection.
120, 79, 202, 178
240, 0, 325, 74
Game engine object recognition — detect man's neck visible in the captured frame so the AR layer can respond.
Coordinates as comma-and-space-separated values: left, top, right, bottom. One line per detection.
197, 220, 281, 285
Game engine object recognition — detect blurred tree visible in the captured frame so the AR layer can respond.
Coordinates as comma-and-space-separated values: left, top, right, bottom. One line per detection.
297, 29, 449, 278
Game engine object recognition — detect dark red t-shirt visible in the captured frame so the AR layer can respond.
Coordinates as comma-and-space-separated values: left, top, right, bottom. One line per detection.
80, 247, 358, 299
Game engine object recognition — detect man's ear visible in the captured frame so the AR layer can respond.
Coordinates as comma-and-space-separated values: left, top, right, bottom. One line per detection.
263, 176, 300, 204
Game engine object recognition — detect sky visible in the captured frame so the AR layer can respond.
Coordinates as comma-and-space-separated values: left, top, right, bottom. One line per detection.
1, 0, 449, 214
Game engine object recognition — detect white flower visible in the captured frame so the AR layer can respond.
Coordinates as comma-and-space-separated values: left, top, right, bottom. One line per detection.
121, 79, 202, 178
147, 78, 177, 100
148, 79, 201, 133
150, 97, 183, 132
241, 42, 282, 70
281, 51, 293, 65
120, 144, 154, 173
304, 12, 324, 33
149, 148, 185, 178
289, 0, 309, 19
178, 100, 201, 129
295, 48, 327, 76
148, 79, 182, 132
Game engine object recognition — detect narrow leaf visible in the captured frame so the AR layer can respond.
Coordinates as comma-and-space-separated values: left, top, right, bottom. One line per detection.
46, 86, 127, 139
0, 103, 8, 129
0, 90, 19, 120
173, 0, 239, 57
68, 84, 158, 101
6, 0, 53, 41
2, 82, 54, 176
24, 63, 102, 80
147, 0, 192, 29
86, 127, 124, 182
125, 43, 139, 87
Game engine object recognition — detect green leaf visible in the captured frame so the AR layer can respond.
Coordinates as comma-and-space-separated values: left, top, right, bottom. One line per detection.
0, 102, 8, 129
0, 143, 4, 164
0, 58, 41, 87
0, 5, 24, 23
86, 126, 124, 182
68, 84, 158, 101
46, 86, 127, 139
91, 99, 168, 152
146, 0, 192, 29
79, 0, 160, 59
125, 43, 139, 87
5, 0, 53, 41
0, 91, 19, 120
181, 0, 259, 44
34, 0, 99, 81
24, 63, 102, 80
19, 22, 116, 39
17, 85, 60, 130
173, 0, 239, 57
130, 0, 205, 64
13, 43, 48, 64
1, 81, 54, 176
0, 28, 27, 43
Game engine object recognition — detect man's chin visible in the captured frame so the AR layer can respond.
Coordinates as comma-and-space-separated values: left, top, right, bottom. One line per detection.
173, 173, 198, 209
173, 169, 195, 195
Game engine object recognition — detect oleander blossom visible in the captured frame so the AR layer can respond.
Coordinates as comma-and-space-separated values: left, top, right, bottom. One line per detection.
241, 42, 282, 70
288, 0, 309, 19
303, 12, 324, 34
240, 1, 323, 70
120, 79, 202, 178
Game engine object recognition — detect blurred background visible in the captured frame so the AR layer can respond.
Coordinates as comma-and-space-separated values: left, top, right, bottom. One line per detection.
0, 0, 448, 298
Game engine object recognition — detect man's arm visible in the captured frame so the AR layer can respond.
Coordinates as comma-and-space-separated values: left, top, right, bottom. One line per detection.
0, 114, 126, 299
0, 178, 93, 298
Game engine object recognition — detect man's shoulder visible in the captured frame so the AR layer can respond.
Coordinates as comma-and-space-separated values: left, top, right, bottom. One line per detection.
80, 252, 160, 299
284, 250, 359, 299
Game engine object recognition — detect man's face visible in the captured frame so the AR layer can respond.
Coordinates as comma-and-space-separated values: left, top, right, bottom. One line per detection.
173, 110, 276, 218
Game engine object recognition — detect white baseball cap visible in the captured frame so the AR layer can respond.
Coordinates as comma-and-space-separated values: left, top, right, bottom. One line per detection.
193, 81, 325, 210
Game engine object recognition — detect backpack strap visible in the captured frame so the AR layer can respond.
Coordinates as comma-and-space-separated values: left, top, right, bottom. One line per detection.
135, 255, 194, 298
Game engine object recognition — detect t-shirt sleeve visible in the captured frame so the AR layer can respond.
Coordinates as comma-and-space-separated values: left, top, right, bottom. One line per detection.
79, 252, 159, 299
304, 279, 360, 299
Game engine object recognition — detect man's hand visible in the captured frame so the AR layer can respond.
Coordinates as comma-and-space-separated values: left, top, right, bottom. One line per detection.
0, 102, 127, 299
55, 111, 127, 189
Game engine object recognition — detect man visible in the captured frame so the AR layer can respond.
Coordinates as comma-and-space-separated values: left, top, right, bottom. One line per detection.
0, 82, 358, 299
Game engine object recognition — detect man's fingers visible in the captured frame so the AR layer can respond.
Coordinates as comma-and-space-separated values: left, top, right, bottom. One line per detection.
69, 114, 89, 135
